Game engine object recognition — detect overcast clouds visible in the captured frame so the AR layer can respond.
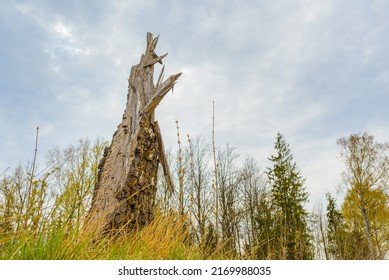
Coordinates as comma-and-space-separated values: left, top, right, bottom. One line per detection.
1, 0, 388, 206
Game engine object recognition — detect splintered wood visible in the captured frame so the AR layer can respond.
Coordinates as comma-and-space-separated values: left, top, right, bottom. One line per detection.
88, 33, 180, 237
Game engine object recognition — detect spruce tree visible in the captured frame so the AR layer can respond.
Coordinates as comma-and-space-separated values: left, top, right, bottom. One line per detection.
325, 192, 346, 259
266, 133, 313, 259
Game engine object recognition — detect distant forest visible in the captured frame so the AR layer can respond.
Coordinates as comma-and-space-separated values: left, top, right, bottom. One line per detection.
0, 130, 388, 260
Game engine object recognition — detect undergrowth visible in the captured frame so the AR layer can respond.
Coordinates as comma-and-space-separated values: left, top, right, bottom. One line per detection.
0, 139, 231, 260
0, 211, 225, 260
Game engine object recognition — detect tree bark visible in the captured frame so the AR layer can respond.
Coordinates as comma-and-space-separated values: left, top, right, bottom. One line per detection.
87, 33, 180, 237
361, 200, 375, 259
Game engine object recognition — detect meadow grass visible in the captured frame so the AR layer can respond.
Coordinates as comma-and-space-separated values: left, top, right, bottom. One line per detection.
0, 211, 227, 260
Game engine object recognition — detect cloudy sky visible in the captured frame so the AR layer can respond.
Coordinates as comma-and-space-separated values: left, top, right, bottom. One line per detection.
1, 0, 388, 207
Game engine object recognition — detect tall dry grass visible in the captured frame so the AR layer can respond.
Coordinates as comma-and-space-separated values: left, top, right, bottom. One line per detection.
0, 209, 208, 259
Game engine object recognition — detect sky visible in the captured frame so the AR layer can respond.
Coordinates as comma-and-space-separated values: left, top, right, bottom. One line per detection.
1, 0, 388, 208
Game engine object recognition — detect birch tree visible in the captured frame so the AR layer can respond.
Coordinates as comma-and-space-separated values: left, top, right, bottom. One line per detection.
337, 132, 389, 259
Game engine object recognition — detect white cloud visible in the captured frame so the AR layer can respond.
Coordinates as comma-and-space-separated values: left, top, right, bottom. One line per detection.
52, 20, 74, 41
1, 0, 388, 208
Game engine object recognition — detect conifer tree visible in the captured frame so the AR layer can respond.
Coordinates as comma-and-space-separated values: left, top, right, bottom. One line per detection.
266, 133, 313, 259
325, 192, 346, 259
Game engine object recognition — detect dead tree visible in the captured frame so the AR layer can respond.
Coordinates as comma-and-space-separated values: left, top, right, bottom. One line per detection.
88, 33, 181, 236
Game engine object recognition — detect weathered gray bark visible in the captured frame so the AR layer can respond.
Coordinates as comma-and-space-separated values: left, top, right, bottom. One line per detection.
361, 200, 375, 259
88, 33, 180, 236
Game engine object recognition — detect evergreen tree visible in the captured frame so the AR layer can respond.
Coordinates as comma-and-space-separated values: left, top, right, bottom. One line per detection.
325, 192, 346, 259
266, 133, 313, 259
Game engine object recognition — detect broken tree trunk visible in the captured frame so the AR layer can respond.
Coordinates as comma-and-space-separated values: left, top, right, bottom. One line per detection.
88, 33, 180, 237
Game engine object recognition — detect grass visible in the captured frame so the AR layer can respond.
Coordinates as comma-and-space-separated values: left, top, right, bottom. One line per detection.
0, 211, 225, 260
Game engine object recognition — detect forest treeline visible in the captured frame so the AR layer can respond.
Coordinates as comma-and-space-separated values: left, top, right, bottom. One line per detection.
0, 131, 388, 259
